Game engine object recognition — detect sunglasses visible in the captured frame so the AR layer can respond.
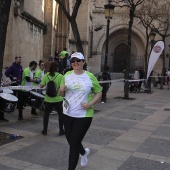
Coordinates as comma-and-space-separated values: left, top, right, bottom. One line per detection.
41, 64, 45, 66
70, 59, 83, 63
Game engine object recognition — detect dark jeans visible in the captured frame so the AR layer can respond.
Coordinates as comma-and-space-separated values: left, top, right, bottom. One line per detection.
138, 81, 142, 89
101, 86, 109, 102
63, 114, 92, 170
43, 101, 64, 132
18, 91, 29, 119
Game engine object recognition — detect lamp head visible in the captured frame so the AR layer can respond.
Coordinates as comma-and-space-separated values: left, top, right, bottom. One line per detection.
104, 1, 115, 19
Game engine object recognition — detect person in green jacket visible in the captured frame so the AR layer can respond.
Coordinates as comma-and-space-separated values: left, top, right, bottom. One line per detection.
40, 61, 64, 136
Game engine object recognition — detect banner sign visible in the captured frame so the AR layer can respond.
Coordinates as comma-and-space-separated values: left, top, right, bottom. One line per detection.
147, 40, 164, 80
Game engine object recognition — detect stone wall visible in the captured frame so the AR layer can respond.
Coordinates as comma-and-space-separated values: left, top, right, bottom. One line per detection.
43, 0, 53, 61
56, 1, 69, 53
4, 0, 44, 69
3, 0, 170, 73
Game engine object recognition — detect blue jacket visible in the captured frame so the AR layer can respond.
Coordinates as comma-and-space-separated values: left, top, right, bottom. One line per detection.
5, 62, 23, 84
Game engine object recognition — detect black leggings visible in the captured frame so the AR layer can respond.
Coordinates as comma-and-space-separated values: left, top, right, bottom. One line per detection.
43, 101, 64, 132
63, 114, 92, 170
101, 86, 108, 102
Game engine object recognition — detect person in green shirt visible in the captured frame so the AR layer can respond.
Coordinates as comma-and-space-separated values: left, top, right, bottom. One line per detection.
34, 60, 45, 83
18, 61, 39, 120
32, 60, 45, 115
40, 61, 64, 136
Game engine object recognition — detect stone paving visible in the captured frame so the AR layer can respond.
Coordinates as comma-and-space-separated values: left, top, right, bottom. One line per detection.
0, 81, 170, 170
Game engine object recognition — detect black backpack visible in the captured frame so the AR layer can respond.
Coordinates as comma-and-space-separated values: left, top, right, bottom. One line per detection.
46, 74, 59, 97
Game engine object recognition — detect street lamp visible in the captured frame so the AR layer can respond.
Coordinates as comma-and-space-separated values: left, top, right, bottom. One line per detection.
104, 0, 115, 70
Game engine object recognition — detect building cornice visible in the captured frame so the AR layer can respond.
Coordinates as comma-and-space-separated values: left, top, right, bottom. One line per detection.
20, 11, 47, 35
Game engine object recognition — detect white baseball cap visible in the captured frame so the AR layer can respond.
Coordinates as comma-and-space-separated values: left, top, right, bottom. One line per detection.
70, 52, 84, 60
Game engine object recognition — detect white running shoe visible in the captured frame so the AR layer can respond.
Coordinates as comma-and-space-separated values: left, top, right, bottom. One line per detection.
80, 148, 90, 167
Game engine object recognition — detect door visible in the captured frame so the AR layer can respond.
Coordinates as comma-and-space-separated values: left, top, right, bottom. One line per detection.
113, 44, 128, 72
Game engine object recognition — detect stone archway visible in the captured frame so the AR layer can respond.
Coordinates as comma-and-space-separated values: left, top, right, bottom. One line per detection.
107, 28, 145, 73
91, 25, 146, 74
113, 43, 128, 72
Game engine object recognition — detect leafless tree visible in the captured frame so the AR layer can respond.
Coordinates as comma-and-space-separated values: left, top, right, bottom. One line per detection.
135, 1, 158, 76
138, 1, 170, 89
112, 0, 145, 99
0, 0, 11, 83
133, 0, 170, 90
150, 1, 170, 89
55, 0, 84, 54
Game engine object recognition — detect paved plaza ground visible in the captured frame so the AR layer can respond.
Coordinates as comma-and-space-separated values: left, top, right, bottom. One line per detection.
0, 81, 170, 170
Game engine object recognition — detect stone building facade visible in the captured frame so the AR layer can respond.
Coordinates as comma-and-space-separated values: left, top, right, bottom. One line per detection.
68, 1, 170, 74
4, 0, 45, 68
86, 1, 170, 74
3, 0, 69, 69
3, 0, 170, 74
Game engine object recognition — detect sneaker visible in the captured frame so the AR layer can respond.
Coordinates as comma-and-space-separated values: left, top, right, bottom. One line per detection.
50, 111, 57, 115
42, 130, 47, 136
101, 101, 105, 103
80, 148, 90, 167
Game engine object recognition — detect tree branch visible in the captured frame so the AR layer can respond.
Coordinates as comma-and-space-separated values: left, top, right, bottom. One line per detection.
72, 0, 82, 19
55, 0, 72, 22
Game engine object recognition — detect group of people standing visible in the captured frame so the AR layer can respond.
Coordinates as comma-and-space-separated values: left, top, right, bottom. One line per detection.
1, 51, 102, 170
134, 67, 145, 89
132, 67, 170, 91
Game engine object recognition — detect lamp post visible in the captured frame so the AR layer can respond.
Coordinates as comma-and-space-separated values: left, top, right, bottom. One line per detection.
104, 0, 115, 70
148, 30, 156, 91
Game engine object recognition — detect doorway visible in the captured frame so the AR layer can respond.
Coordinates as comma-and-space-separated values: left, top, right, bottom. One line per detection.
113, 43, 128, 72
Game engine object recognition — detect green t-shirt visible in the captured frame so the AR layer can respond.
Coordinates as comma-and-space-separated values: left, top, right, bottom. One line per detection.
34, 69, 41, 78
21, 67, 34, 91
41, 72, 63, 103
60, 51, 67, 58
33, 69, 44, 86
60, 70, 102, 118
